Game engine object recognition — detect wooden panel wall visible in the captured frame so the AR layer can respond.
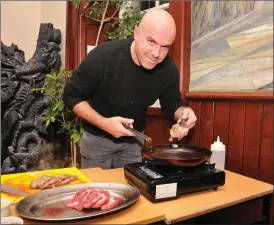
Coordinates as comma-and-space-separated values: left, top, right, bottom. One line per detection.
146, 100, 273, 185
65, 2, 80, 70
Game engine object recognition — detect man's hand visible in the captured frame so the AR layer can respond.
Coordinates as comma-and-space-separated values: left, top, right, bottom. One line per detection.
169, 124, 188, 142
100, 117, 136, 138
169, 107, 197, 142
174, 107, 197, 129
72, 102, 136, 138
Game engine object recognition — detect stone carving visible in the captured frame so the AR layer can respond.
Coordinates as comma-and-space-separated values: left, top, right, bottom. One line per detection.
1, 23, 62, 174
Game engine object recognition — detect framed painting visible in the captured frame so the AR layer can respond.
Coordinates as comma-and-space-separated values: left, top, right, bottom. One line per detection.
189, 1, 273, 93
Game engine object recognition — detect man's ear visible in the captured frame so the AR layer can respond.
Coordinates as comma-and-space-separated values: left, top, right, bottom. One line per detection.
133, 26, 139, 39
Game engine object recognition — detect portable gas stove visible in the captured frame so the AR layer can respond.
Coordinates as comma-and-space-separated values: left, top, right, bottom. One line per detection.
124, 161, 226, 203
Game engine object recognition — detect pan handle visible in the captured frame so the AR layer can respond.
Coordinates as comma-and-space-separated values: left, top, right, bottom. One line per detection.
123, 124, 153, 147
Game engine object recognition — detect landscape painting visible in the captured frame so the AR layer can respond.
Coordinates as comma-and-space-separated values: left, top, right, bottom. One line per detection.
190, 1, 273, 92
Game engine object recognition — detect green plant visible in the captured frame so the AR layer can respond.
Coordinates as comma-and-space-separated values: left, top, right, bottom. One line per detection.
72, 0, 144, 45
32, 70, 83, 166
32, 70, 83, 146
106, 4, 144, 40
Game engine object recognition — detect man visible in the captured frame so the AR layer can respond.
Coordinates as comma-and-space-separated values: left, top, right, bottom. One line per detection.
63, 9, 197, 169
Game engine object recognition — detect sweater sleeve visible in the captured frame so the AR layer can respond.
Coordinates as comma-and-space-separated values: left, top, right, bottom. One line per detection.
63, 46, 104, 110
159, 64, 186, 122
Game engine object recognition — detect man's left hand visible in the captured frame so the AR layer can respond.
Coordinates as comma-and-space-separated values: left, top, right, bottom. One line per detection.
175, 107, 197, 129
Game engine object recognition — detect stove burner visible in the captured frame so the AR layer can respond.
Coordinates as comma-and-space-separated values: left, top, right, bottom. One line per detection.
124, 162, 226, 203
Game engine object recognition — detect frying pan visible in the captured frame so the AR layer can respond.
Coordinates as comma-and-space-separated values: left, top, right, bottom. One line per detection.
123, 125, 212, 167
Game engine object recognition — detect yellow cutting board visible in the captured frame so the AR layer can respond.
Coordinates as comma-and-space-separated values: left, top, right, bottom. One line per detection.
1, 167, 90, 203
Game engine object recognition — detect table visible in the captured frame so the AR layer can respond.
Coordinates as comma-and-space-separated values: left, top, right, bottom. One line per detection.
10, 168, 273, 224
85, 168, 273, 224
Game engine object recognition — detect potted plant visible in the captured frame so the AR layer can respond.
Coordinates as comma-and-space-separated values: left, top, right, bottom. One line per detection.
32, 70, 83, 167
72, 0, 144, 44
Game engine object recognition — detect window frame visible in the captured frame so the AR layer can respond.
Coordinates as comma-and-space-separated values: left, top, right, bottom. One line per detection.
142, 2, 169, 12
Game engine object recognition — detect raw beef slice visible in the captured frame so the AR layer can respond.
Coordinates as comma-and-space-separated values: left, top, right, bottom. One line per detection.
83, 191, 102, 208
92, 190, 110, 209
66, 187, 120, 211
66, 188, 94, 211
101, 196, 121, 211
65, 189, 85, 208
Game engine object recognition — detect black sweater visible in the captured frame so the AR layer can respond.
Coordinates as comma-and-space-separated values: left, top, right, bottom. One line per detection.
63, 39, 184, 134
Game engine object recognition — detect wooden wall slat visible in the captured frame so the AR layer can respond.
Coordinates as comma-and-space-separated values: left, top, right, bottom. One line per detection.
199, 101, 214, 149
65, 2, 73, 70
74, 3, 118, 65
86, 23, 100, 46
187, 101, 201, 146
259, 103, 273, 184
227, 102, 246, 173
169, 1, 191, 101
145, 117, 172, 145
65, 2, 80, 70
213, 102, 230, 169
86, 18, 109, 45
80, 15, 87, 62
242, 103, 263, 179
213, 102, 230, 147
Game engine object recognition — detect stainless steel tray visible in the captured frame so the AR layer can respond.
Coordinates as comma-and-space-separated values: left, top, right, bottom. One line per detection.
14, 182, 140, 221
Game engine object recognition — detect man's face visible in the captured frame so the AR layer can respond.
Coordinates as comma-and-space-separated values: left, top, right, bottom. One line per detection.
133, 24, 174, 70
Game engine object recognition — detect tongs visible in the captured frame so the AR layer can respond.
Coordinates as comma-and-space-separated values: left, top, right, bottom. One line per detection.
123, 124, 152, 148
123, 120, 187, 148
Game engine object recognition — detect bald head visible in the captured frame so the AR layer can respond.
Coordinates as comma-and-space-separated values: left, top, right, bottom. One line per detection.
139, 9, 176, 41
131, 9, 177, 70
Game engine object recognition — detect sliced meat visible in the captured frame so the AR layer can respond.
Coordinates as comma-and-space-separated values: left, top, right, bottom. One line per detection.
40, 176, 59, 189
66, 188, 96, 211
101, 196, 121, 211
30, 175, 52, 189
65, 188, 87, 208
30, 174, 78, 189
92, 190, 110, 209
55, 174, 78, 186
71, 188, 94, 211
59, 174, 72, 180
65, 188, 120, 212
75, 188, 95, 211
83, 192, 102, 209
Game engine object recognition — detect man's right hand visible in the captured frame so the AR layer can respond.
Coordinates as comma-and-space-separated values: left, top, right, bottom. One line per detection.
72, 102, 135, 138
100, 117, 135, 138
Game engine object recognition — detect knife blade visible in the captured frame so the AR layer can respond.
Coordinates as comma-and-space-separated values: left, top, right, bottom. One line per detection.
1, 183, 28, 196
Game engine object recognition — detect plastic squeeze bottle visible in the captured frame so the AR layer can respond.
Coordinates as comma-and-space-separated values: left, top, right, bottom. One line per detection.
210, 136, 226, 170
